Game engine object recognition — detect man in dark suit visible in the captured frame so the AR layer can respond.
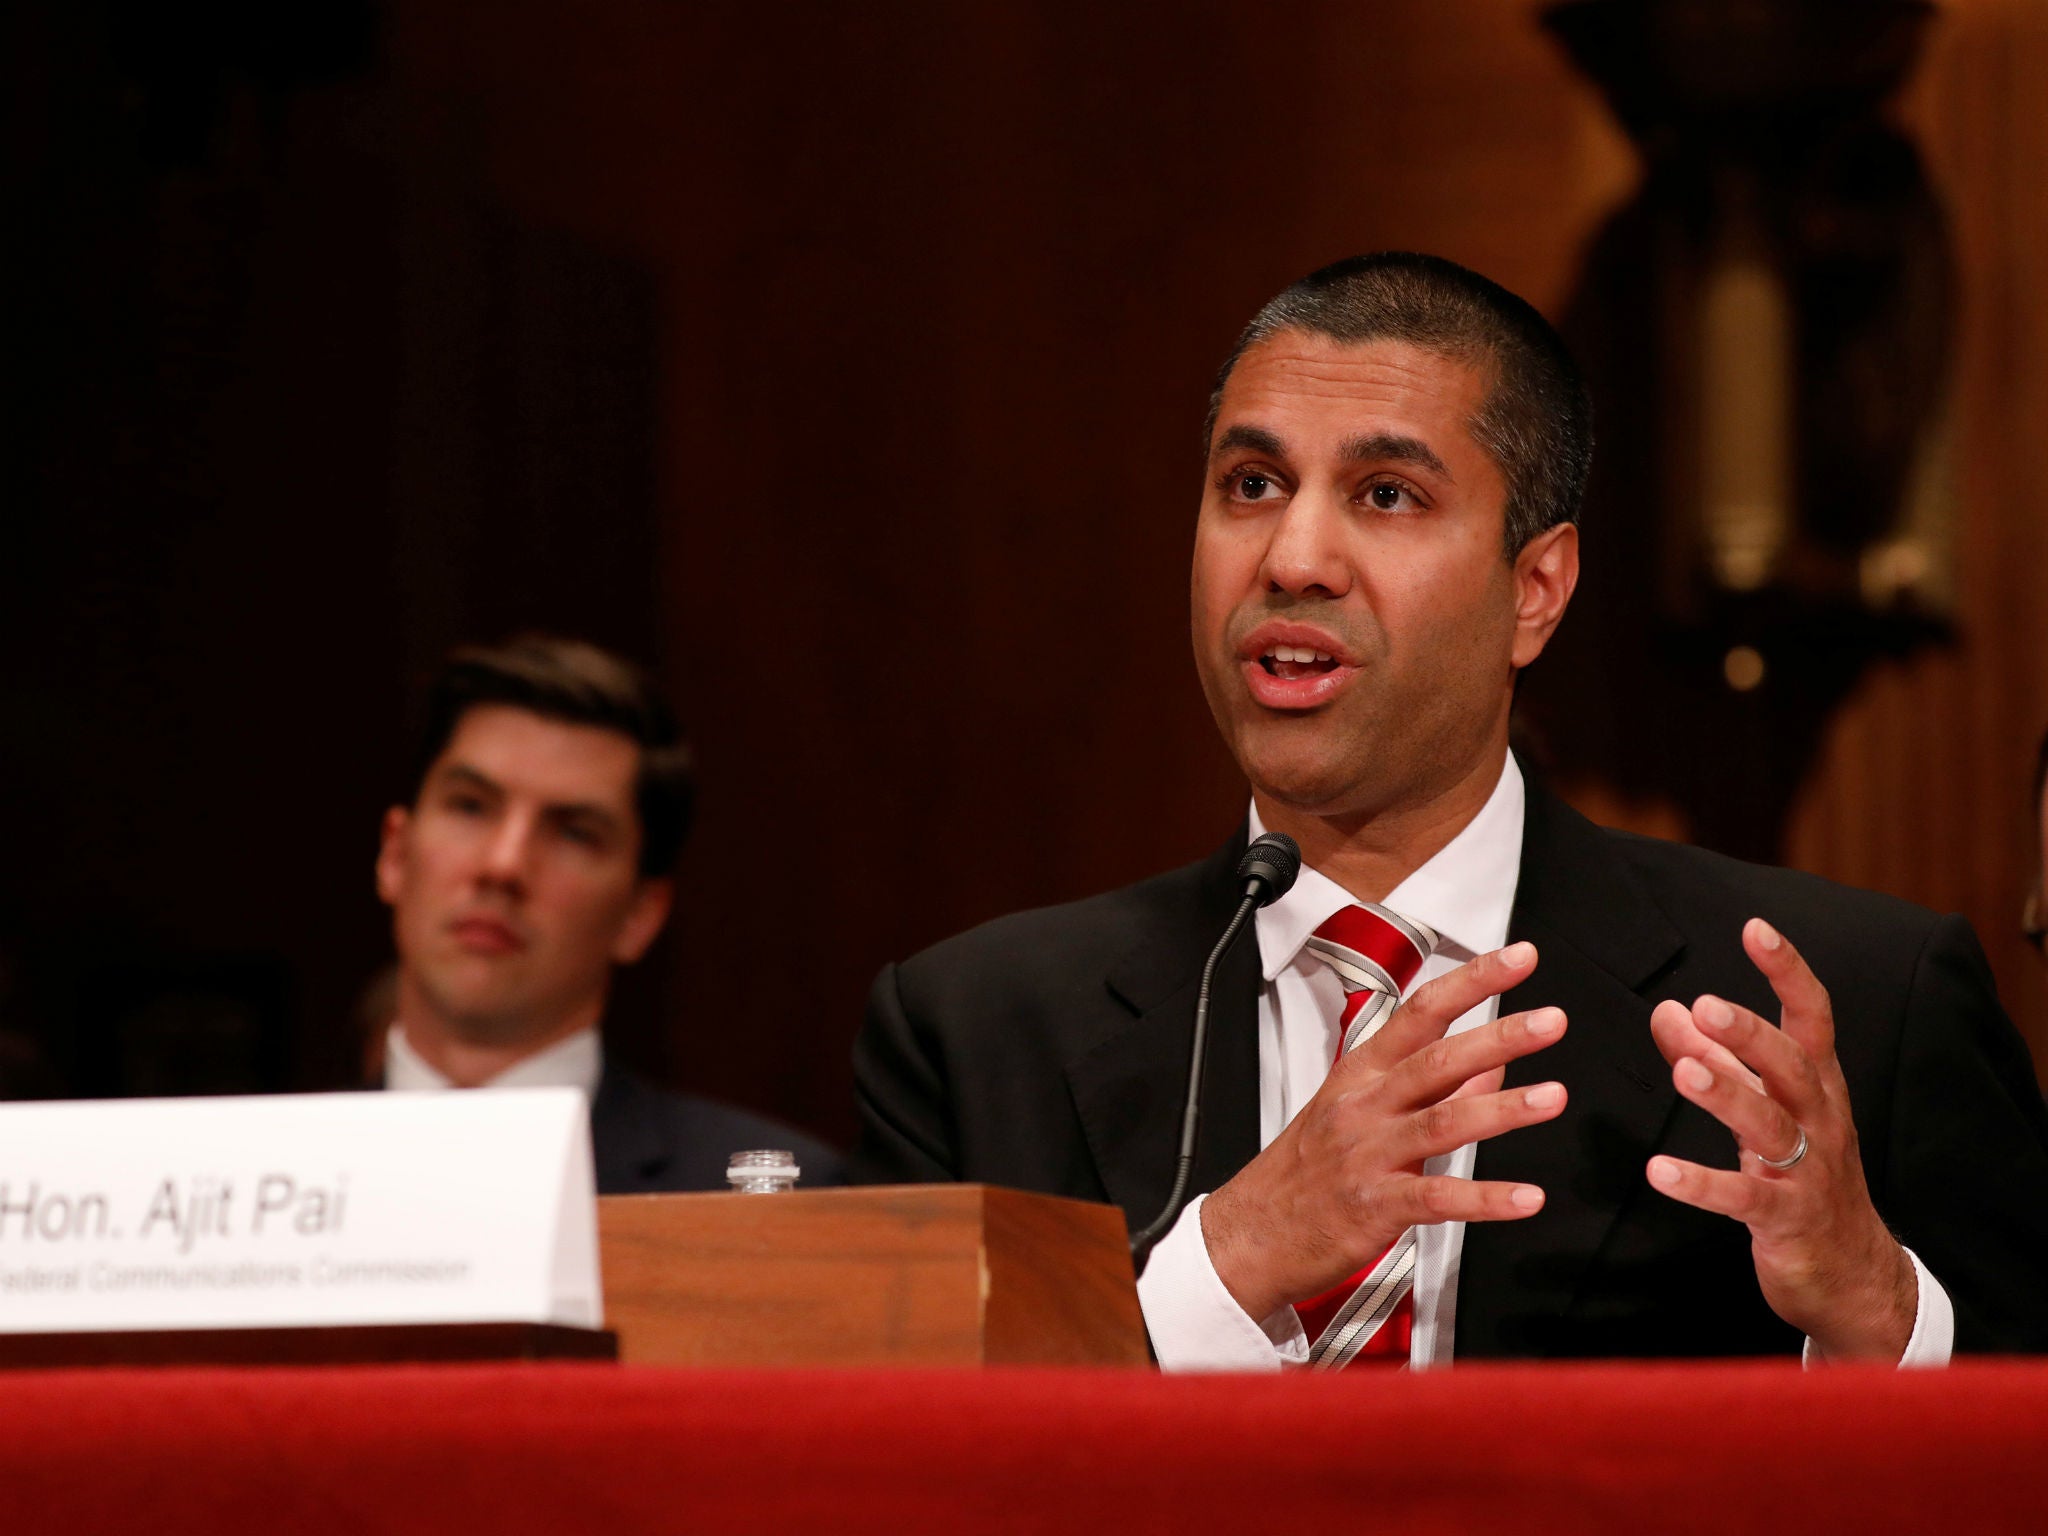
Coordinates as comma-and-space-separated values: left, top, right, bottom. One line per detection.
854, 254, 2048, 1366
376, 635, 839, 1193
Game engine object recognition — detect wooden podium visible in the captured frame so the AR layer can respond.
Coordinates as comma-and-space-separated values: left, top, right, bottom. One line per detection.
597, 1185, 1149, 1367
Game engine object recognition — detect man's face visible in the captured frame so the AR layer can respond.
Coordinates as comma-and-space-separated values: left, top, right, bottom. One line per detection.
375, 705, 671, 1047
1191, 330, 1571, 822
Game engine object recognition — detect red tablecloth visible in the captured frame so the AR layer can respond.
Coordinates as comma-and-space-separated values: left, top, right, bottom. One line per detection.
2, 1359, 2044, 1533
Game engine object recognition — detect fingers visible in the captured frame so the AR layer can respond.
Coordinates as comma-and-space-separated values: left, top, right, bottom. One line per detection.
1364, 941, 1540, 1065
1648, 999, 1759, 1090
1646, 1155, 1776, 1225
1742, 918, 1838, 1060
1647, 919, 1841, 1185
1375, 1173, 1548, 1229
1689, 993, 1829, 1121
1376, 1004, 1565, 1108
1446, 1065, 1506, 1103
1669, 1051, 1802, 1165
1398, 1078, 1568, 1163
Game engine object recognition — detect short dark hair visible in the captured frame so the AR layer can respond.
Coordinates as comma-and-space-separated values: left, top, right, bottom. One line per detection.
1205, 252, 1593, 558
412, 635, 694, 877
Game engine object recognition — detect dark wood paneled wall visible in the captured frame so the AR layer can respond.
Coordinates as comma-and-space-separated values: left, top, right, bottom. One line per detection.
389, 0, 1656, 1136
8, 1, 2042, 1131
1784, 0, 2048, 1085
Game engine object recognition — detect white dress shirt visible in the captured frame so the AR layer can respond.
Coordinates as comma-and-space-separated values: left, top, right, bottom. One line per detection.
1136, 753, 1953, 1371
383, 1022, 604, 1099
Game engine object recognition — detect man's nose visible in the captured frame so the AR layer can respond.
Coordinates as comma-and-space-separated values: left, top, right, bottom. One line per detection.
477, 812, 536, 889
1259, 488, 1352, 598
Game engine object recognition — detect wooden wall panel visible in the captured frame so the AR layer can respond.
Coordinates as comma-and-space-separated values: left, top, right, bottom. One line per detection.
385, 0, 1644, 1134
19, 1, 2034, 1126
1786, 0, 2048, 1080
387, 0, 2048, 1131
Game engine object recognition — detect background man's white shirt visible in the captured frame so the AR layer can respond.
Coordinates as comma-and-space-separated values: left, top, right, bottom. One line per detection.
383, 1023, 603, 1098
1135, 754, 1953, 1370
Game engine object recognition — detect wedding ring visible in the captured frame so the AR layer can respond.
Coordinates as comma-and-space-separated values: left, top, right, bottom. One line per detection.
1755, 1126, 1809, 1171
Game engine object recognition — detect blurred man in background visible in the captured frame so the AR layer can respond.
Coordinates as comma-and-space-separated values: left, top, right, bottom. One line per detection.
376, 635, 839, 1192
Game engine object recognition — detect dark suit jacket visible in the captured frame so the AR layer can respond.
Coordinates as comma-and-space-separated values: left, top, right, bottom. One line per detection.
854, 777, 2048, 1358
591, 1068, 844, 1194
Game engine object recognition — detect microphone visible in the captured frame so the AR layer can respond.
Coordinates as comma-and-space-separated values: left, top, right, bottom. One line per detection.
1128, 832, 1300, 1261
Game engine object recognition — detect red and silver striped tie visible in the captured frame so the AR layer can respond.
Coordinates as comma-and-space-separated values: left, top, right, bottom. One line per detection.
1294, 902, 1438, 1369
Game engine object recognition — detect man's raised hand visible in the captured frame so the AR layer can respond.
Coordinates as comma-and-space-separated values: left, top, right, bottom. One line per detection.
1646, 918, 1917, 1362
1201, 941, 1567, 1323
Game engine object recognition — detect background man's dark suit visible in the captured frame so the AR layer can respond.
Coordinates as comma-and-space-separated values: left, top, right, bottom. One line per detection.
856, 772, 2048, 1357
591, 1069, 843, 1194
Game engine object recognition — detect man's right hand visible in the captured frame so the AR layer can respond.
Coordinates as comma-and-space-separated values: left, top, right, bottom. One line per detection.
1198, 941, 1568, 1323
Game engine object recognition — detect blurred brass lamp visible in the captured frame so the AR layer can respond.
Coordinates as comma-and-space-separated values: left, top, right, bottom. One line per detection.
1522, 0, 1955, 860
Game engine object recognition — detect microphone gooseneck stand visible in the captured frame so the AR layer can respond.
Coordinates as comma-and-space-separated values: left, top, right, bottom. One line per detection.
1127, 833, 1300, 1264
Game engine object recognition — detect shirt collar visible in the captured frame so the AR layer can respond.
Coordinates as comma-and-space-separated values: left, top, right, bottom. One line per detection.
1251, 753, 1526, 980
383, 1022, 605, 1099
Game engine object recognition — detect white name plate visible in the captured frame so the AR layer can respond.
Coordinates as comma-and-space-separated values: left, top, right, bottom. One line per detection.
0, 1089, 601, 1334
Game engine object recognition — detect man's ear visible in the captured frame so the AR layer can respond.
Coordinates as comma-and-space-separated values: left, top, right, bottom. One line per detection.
375, 806, 412, 906
1510, 521, 1579, 670
612, 876, 674, 965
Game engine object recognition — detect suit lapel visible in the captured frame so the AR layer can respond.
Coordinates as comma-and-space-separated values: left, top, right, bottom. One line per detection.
589, 1069, 668, 1194
1457, 778, 1687, 1356
1064, 832, 1263, 1227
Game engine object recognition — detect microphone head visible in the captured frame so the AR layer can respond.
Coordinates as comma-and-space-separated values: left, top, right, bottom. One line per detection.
1237, 833, 1301, 906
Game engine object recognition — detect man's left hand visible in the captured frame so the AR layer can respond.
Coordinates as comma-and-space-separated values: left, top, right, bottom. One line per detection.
1645, 917, 1916, 1362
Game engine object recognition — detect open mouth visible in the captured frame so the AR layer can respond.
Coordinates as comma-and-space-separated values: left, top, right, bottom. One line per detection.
1259, 643, 1340, 682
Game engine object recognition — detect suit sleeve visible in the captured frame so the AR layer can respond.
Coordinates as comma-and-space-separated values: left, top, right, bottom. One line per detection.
850, 962, 959, 1184
1880, 914, 2048, 1353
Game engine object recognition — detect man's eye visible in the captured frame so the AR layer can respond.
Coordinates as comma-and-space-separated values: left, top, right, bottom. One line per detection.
1364, 480, 1423, 513
559, 822, 604, 848
447, 794, 486, 815
1230, 472, 1280, 501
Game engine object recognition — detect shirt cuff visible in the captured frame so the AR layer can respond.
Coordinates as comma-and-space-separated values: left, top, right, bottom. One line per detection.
1135, 1194, 1309, 1372
1800, 1245, 1954, 1368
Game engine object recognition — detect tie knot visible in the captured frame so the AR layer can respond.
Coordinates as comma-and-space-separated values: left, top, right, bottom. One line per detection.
1307, 903, 1438, 996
